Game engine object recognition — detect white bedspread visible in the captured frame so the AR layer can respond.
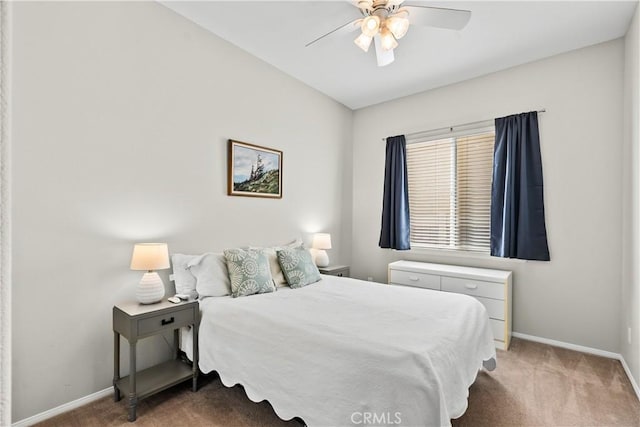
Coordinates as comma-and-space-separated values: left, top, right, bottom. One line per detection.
198, 276, 496, 427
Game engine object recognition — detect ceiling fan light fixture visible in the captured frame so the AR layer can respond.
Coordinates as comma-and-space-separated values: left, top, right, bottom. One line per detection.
379, 27, 398, 51
361, 15, 381, 37
354, 33, 373, 52
386, 10, 410, 39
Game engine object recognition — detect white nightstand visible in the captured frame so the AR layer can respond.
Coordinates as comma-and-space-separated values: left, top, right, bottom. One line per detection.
113, 299, 199, 421
318, 265, 350, 277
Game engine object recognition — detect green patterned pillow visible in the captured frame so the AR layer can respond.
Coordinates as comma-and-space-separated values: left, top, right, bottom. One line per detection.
276, 247, 322, 288
223, 248, 276, 298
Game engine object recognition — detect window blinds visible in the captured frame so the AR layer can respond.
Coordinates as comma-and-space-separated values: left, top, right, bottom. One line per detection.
406, 129, 495, 253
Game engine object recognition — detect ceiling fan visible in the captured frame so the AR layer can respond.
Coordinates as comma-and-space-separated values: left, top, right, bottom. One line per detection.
305, 0, 471, 67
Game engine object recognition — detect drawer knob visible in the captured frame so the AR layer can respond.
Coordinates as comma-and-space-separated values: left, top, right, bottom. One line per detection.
409, 276, 419, 281
464, 283, 478, 290
161, 317, 175, 326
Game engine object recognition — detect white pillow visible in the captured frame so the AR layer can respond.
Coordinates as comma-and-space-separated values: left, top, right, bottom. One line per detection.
170, 254, 199, 297
187, 253, 231, 297
251, 238, 303, 287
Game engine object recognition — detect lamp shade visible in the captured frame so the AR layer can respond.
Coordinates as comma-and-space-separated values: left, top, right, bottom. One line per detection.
130, 243, 170, 271
312, 233, 332, 250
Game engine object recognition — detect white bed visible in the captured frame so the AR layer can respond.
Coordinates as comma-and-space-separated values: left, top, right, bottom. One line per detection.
183, 275, 496, 427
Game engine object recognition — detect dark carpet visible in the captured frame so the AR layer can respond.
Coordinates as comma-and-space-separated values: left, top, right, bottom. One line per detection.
36, 338, 640, 426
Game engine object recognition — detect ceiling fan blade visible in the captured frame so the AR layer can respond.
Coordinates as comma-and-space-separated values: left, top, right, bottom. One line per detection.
374, 34, 395, 67
403, 5, 471, 31
305, 18, 362, 48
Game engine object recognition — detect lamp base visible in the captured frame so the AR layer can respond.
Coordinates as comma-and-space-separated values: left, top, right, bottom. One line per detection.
315, 250, 329, 268
137, 272, 165, 304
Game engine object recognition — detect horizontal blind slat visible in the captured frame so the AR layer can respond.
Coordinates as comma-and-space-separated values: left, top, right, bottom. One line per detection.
407, 129, 494, 252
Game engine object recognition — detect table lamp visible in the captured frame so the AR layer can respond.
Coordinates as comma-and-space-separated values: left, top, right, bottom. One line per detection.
130, 243, 170, 304
312, 233, 332, 267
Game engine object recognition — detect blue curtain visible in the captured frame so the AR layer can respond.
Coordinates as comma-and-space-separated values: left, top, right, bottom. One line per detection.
379, 135, 411, 250
491, 112, 550, 260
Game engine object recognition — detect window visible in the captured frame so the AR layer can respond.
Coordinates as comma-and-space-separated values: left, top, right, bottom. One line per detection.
406, 127, 495, 253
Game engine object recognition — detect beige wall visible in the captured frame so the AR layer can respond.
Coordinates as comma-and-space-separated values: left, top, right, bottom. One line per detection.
621, 3, 640, 387
11, 1, 352, 421
0, 1, 11, 425
351, 40, 625, 353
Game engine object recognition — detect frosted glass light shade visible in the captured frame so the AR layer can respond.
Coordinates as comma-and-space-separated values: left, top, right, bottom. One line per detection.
312, 233, 332, 250
386, 10, 410, 39
361, 15, 381, 37
354, 33, 373, 52
130, 243, 170, 271
380, 27, 398, 51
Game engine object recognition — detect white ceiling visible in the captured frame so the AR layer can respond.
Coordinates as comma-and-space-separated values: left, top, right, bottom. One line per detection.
160, 1, 638, 109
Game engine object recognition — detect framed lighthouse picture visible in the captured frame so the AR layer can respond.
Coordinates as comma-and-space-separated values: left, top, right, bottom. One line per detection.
228, 140, 283, 198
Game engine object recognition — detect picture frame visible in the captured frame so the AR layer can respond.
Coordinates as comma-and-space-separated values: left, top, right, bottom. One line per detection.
228, 139, 283, 198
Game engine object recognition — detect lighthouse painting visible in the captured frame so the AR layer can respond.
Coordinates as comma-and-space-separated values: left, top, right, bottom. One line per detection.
228, 140, 282, 198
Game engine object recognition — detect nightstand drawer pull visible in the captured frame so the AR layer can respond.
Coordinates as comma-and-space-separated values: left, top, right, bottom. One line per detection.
161, 317, 175, 326
137, 308, 194, 335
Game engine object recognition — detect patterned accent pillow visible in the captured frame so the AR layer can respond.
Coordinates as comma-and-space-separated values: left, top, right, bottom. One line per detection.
276, 247, 322, 288
223, 248, 276, 298
249, 238, 303, 287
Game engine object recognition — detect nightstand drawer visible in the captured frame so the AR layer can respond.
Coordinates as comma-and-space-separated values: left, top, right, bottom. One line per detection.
318, 265, 350, 277
389, 269, 440, 290
331, 268, 349, 277
441, 276, 504, 300
138, 308, 194, 336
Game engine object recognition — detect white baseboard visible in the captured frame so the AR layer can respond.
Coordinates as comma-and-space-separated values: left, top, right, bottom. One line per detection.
511, 332, 620, 359
619, 354, 640, 402
12, 387, 112, 427
512, 332, 640, 402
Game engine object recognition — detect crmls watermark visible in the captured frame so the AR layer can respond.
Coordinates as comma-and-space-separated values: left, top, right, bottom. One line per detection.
350, 411, 402, 425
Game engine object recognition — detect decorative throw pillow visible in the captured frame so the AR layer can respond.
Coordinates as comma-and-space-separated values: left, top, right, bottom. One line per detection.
276, 247, 322, 288
224, 248, 276, 298
170, 254, 199, 297
186, 253, 232, 297
250, 238, 303, 287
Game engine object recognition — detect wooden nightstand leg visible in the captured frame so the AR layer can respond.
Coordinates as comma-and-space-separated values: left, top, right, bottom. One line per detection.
173, 328, 179, 360
128, 340, 137, 422
113, 332, 121, 402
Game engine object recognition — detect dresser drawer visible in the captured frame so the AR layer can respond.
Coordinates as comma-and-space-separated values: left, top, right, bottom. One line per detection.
441, 276, 504, 300
490, 318, 505, 342
138, 307, 194, 336
389, 269, 440, 290
475, 296, 505, 321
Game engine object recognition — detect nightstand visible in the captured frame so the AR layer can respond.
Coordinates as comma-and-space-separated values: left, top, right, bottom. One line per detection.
113, 300, 199, 422
318, 265, 350, 277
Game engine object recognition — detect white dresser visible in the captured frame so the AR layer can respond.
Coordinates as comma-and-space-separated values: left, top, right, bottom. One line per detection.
388, 260, 512, 350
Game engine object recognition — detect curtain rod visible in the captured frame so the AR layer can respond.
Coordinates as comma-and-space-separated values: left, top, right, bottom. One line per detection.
381, 109, 547, 142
